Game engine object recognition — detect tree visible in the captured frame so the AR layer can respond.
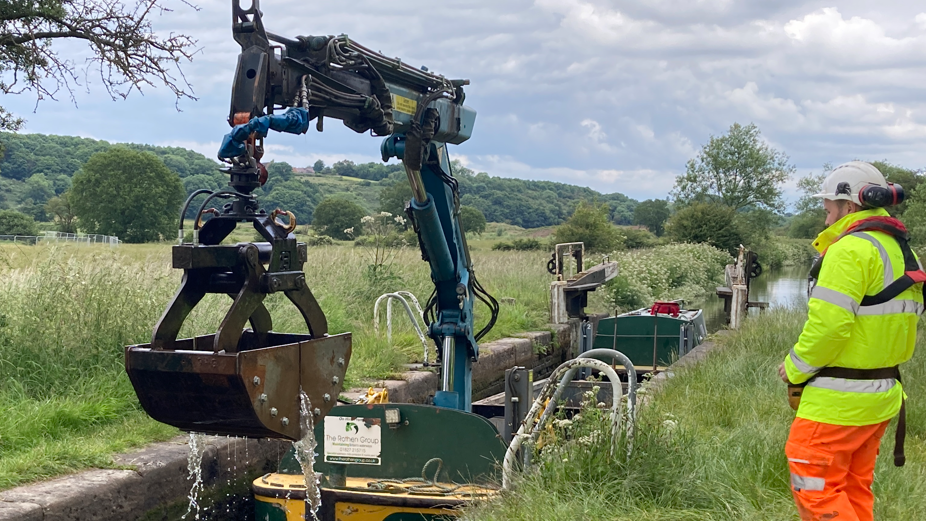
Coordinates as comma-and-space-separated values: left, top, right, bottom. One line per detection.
633, 199, 671, 236
0, 0, 197, 132
0, 209, 37, 235
379, 181, 414, 217
331, 160, 357, 178
871, 161, 921, 217
789, 212, 826, 240
553, 200, 623, 253
903, 183, 926, 247
665, 203, 744, 255
18, 200, 48, 221
25, 173, 54, 204
672, 123, 794, 212
51, 174, 71, 195
313, 159, 325, 173
460, 205, 486, 235
266, 161, 294, 184
262, 179, 320, 223
620, 226, 658, 249
183, 173, 223, 195
790, 167, 829, 239
70, 148, 183, 242
45, 192, 77, 233
312, 197, 366, 240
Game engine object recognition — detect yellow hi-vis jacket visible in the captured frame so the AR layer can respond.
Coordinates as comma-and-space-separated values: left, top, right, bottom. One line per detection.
784, 208, 921, 426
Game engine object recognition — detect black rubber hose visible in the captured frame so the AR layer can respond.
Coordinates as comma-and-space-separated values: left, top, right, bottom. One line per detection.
178, 189, 214, 234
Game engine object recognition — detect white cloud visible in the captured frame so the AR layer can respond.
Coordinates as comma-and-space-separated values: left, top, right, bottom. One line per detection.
783, 8, 926, 67
6, 0, 926, 205
723, 82, 804, 126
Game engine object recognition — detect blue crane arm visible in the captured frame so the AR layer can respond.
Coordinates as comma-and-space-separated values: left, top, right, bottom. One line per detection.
219, 0, 495, 412
382, 121, 498, 413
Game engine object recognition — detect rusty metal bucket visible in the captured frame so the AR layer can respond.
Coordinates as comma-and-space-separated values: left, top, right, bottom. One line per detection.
125, 331, 351, 440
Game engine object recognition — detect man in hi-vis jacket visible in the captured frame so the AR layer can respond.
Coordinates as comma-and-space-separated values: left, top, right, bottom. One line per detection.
780, 161, 921, 521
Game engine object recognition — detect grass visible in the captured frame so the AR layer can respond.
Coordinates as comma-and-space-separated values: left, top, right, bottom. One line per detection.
0, 233, 729, 491
301, 175, 385, 212
463, 309, 926, 520
0, 241, 558, 489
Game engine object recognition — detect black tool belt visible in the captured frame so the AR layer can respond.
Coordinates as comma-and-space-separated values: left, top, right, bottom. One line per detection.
814, 366, 906, 467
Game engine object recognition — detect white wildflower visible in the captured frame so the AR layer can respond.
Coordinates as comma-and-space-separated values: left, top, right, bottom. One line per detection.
361, 216, 375, 224
394, 215, 406, 225
379, 211, 392, 217
343, 227, 354, 235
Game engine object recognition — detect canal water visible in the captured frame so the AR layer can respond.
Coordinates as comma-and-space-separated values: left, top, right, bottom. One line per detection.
695, 264, 812, 333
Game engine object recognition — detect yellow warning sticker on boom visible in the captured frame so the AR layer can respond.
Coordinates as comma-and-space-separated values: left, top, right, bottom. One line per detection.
392, 94, 418, 115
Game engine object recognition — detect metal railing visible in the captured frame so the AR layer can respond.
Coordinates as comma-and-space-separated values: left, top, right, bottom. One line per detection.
373, 291, 430, 364
501, 349, 640, 490
0, 232, 121, 247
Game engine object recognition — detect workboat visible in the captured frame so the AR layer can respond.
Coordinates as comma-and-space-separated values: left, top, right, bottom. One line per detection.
592, 301, 707, 372
253, 404, 503, 520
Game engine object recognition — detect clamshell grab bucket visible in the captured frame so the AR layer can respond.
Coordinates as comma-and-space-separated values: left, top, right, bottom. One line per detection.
125, 331, 351, 440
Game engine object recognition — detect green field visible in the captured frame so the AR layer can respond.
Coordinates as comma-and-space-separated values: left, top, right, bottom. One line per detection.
0, 232, 728, 491
464, 309, 926, 520
299, 174, 385, 212
0, 240, 558, 489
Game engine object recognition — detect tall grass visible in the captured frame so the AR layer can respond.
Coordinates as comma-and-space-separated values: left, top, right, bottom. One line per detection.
0, 240, 739, 490
0, 243, 556, 489
0, 248, 180, 488
464, 309, 926, 520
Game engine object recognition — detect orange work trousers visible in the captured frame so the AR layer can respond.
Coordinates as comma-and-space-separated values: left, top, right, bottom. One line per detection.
785, 417, 889, 521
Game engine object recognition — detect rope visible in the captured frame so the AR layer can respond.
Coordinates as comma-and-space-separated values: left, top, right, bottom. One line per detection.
365, 458, 465, 496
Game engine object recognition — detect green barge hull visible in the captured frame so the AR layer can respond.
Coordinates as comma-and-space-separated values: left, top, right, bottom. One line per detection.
592, 306, 707, 370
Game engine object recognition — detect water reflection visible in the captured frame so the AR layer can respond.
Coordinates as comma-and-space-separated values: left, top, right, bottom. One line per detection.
693, 265, 811, 333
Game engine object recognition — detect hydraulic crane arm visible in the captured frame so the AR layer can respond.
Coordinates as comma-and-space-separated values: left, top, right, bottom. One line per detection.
221, 0, 497, 412
222, 0, 473, 159
125, 0, 495, 442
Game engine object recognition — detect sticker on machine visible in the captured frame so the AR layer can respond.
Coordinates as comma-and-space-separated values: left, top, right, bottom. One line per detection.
323, 416, 382, 465
391, 93, 417, 115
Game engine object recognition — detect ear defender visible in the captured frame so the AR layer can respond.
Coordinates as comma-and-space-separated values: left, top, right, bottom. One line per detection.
859, 183, 905, 208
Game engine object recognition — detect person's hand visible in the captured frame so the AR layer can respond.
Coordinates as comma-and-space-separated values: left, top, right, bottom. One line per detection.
778, 362, 790, 383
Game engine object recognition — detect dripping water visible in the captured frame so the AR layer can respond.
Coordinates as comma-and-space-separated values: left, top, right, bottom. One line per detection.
183, 432, 206, 520
293, 389, 321, 521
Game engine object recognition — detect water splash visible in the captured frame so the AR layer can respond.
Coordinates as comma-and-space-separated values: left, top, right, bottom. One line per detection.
183, 432, 206, 520
293, 389, 321, 521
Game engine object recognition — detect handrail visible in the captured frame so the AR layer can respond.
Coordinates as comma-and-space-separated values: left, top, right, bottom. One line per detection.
576, 348, 638, 422
373, 291, 430, 364
502, 358, 624, 489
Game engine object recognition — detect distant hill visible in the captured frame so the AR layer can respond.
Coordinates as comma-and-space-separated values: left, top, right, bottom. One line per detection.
0, 132, 638, 227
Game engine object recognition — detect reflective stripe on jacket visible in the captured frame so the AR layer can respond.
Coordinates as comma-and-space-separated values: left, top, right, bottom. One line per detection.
784, 208, 920, 426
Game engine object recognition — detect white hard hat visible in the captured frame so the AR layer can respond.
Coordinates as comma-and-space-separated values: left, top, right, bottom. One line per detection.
814, 161, 887, 205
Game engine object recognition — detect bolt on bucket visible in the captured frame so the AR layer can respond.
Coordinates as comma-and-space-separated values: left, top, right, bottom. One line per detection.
125, 331, 351, 440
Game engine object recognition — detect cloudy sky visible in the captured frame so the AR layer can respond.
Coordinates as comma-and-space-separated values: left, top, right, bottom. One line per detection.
6, 0, 926, 204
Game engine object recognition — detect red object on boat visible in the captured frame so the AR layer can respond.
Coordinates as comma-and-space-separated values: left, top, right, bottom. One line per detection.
650, 301, 680, 317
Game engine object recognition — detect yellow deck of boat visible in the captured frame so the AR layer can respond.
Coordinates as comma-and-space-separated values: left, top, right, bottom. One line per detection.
254, 472, 499, 520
